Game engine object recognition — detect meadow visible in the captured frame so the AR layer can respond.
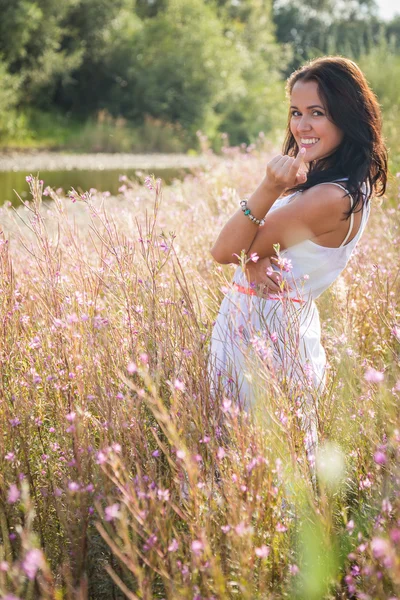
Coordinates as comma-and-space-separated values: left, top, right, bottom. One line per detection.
0, 140, 399, 599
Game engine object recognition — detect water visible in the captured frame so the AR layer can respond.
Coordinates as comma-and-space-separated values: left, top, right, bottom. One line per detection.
0, 167, 187, 207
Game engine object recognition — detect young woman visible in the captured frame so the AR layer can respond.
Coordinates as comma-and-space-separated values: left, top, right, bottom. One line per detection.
209, 56, 388, 469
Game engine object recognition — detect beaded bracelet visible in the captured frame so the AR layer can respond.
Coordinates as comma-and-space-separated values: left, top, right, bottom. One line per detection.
240, 198, 265, 226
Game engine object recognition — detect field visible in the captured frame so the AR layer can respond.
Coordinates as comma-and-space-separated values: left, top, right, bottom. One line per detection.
0, 143, 399, 599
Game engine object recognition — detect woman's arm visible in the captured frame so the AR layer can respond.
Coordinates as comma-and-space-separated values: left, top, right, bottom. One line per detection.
210, 151, 307, 265
210, 177, 283, 264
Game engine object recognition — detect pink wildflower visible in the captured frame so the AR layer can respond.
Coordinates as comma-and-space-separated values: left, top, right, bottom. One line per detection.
105, 503, 121, 521
217, 447, 226, 460
7, 484, 20, 504
191, 540, 204, 556
374, 451, 387, 465
168, 538, 179, 552
364, 367, 384, 383
255, 544, 270, 558
174, 379, 185, 391
22, 549, 44, 580
250, 252, 259, 263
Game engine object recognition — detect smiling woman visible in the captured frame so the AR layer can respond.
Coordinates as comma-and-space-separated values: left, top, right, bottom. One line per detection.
208, 56, 388, 484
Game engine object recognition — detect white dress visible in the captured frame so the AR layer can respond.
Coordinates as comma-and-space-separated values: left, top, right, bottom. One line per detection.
209, 179, 370, 459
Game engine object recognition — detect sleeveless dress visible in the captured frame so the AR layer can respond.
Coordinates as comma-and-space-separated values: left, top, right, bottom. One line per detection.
209, 179, 370, 459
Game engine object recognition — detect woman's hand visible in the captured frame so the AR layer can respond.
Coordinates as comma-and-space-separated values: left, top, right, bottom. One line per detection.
245, 256, 292, 296
265, 148, 308, 190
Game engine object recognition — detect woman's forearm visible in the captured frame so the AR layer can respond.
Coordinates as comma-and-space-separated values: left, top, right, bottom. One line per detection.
210, 177, 283, 264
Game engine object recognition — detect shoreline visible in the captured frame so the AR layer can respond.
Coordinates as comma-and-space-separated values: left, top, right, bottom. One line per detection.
0, 151, 210, 173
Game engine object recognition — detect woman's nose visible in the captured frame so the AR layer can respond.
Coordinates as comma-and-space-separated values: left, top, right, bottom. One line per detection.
297, 116, 312, 131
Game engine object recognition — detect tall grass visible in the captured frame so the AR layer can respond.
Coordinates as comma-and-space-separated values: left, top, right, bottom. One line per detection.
0, 143, 399, 599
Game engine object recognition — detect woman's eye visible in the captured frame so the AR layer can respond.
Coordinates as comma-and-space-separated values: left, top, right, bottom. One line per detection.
291, 110, 324, 117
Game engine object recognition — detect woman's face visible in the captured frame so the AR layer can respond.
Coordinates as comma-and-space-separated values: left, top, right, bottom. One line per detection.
289, 79, 344, 163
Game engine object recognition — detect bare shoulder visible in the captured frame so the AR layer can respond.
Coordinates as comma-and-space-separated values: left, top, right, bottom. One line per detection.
293, 183, 351, 217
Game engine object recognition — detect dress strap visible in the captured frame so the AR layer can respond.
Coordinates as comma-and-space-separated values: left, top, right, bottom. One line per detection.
314, 182, 354, 247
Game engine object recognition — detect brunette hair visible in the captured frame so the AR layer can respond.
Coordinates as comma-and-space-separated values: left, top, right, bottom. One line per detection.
282, 56, 388, 217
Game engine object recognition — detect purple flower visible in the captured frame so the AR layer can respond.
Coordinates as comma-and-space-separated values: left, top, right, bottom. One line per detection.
22, 549, 44, 580
374, 451, 387, 465
7, 484, 20, 504
168, 538, 179, 552
143, 534, 157, 551
105, 503, 120, 521
255, 544, 270, 558
191, 540, 204, 556
364, 367, 384, 383
371, 537, 390, 559
173, 379, 185, 391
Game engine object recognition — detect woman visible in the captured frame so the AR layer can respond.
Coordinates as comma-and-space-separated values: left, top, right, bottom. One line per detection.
209, 56, 387, 470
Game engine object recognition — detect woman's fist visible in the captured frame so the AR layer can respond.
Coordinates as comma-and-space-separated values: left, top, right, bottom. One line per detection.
265, 148, 308, 190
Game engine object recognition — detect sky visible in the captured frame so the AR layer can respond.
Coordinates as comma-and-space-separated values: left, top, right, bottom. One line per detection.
376, 0, 400, 20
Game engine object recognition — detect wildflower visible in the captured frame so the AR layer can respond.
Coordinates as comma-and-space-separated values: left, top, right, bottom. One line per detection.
152, 449, 160, 457
168, 538, 179, 552
157, 488, 170, 502
68, 482, 80, 492
143, 534, 157, 551
191, 540, 204, 556
9, 418, 20, 427
346, 520, 355, 532
176, 449, 185, 459
174, 379, 185, 391
255, 545, 270, 558
22, 548, 44, 580
159, 240, 169, 252
25, 175, 33, 183
221, 525, 231, 534
289, 564, 299, 575
7, 484, 20, 504
275, 256, 293, 272
144, 176, 154, 190
217, 447, 226, 460
235, 521, 252, 537
371, 537, 391, 560
276, 522, 287, 532
270, 332, 278, 343
127, 361, 137, 374
105, 503, 121, 522
374, 450, 387, 465
221, 397, 232, 412
139, 353, 148, 364
5, 452, 15, 461
66, 412, 76, 422
249, 252, 259, 263
364, 367, 384, 383
390, 528, 400, 544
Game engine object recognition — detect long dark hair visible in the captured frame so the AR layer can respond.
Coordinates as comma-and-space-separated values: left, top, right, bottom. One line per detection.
282, 56, 388, 217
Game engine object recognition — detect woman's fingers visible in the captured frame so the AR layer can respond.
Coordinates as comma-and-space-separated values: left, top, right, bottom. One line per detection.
267, 149, 308, 188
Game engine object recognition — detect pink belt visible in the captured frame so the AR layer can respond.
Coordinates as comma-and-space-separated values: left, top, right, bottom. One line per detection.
233, 282, 305, 304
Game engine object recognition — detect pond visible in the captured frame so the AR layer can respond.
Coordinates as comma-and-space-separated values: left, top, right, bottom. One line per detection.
0, 152, 208, 206
0, 167, 191, 207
